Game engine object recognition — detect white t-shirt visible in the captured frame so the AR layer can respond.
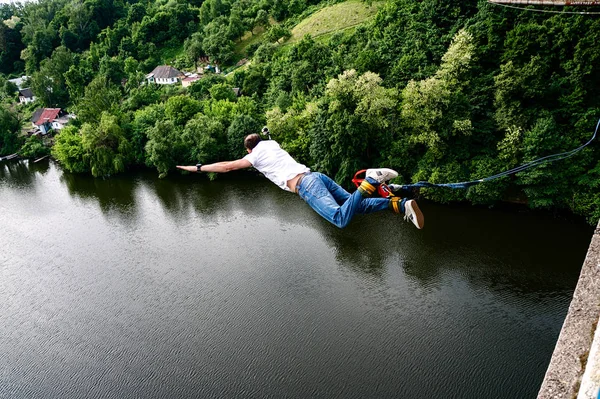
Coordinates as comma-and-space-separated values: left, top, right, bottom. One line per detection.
243, 140, 310, 192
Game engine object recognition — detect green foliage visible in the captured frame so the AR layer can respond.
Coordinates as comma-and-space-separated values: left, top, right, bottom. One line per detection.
30, 46, 73, 107
51, 125, 88, 173
309, 69, 397, 183
134, 2, 197, 47
145, 119, 184, 178
184, 32, 204, 69
164, 95, 202, 126
266, 102, 316, 164
235, 63, 270, 97
400, 29, 475, 155
209, 83, 237, 102
0, 18, 25, 75
183, 114, 227, 162
264, 25, 291, 43
123, 84, 161, 112
20, 134, 50, 158
3, 79, 18, 98
75, 75, 122, 124
0, 105, 21, 155
201, 99, 237, 127
202, 23, 235, 64
573, 160, 600, 224
226, 114, 260, 158
188, 74, 227, 101
81, 112, 132, 177
397, 29, 476, 192
263, 35, 334, 108
129, 102, 165, 164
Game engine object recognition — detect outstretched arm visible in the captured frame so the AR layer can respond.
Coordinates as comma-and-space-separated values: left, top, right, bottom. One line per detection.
177, 158, 252, 174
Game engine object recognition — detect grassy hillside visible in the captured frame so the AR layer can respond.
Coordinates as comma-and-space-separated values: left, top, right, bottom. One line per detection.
232, 1, 383, 61
288, 0, 384, 44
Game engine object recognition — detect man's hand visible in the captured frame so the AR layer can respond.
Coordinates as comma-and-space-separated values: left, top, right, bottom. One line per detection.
176, 165, 198, 172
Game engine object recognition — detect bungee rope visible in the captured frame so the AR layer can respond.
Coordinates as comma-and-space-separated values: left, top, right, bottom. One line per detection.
392, 117, 600, 191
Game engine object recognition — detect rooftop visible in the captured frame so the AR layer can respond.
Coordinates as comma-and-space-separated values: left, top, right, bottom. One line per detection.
32, 108, 62, 125
147, 65, 182, 79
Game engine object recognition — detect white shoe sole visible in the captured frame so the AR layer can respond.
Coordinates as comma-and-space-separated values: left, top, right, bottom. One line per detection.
366, 168, 398, 183
405, 200, 424, 229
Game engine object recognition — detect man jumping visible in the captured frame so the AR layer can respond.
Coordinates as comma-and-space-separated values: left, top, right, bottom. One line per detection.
177, 132, 424, 229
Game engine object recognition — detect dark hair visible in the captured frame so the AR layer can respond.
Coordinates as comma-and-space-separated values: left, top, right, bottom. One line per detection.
244, 133, 262, 150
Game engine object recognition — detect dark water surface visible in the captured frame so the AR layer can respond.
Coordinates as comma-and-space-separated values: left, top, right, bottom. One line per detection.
0, 160, 594, 399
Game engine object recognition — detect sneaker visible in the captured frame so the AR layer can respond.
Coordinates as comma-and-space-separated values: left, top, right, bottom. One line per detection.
365, 168, 398, 184
404, 199, 424, 229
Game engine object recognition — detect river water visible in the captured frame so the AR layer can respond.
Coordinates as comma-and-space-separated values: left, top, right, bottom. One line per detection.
0, 160, 594, 398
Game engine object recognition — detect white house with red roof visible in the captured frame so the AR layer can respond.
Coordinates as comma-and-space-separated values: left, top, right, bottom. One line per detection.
31, 108, 75, 134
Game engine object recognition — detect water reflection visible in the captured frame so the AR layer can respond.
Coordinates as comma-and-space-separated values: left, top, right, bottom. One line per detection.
0, 159, 35, 186
28, 158, 51, 175
1, 160, 592, 295
60, 171, 139, 221
0, 160, 590, 308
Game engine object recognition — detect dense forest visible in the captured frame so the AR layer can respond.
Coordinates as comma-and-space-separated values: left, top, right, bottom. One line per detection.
1, 0, 599, 224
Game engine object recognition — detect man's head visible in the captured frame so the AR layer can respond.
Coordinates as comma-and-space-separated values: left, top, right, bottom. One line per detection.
244, 133, 262, 152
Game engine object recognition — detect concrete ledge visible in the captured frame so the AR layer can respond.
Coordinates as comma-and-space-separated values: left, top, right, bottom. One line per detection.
538, 221, 600, 399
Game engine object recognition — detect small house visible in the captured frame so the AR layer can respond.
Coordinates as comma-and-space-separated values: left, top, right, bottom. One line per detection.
18, 88, 36, 104
146, 65, 182, 85
31, 108, 74, 134
181, 74, 202, 88
8, 75, 30, 89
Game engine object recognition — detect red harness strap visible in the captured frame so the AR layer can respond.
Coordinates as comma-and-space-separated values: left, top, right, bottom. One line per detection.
352, 170, 395, 198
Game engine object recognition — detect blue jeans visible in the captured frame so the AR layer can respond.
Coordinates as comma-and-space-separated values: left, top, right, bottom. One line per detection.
296, 172, 392, 228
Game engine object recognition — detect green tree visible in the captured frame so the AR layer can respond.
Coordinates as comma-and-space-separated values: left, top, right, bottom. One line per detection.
266, 102, 316, 164
400, 29, 475, 155
182, 114, 226, 163
226, 114, 260, 158
51, 125, 88, 173
145, 119, 185, 178
129, 102, 164, 164
188, 74, 227, 100
184, 32, 204, 71
30, 46, 74, 107
0, 18, 25, 75
209, 83, 236, 102
0, 105, 21, 156
164, 95, 202, 126
397, 29, 476, 200
3, 79, 18, 99
309, 69, 398, 182
81, 112, 132, 177
253, 9, 269, 33
75, 75, 122, 124
263, 24, 290, 43
20, 135, 50, 158
202, 24, 234, 64
227, 9, 245, 41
